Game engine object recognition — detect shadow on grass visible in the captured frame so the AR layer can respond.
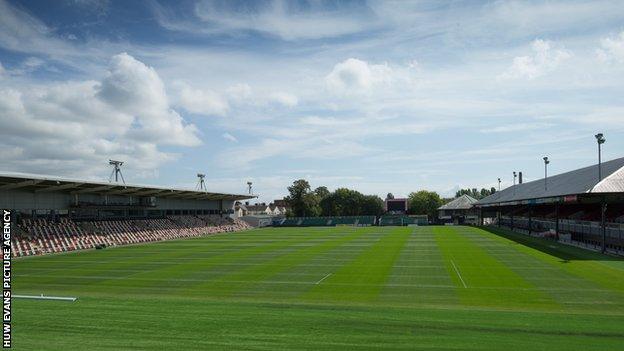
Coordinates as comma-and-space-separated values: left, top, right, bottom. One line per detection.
479, 226, 623, 262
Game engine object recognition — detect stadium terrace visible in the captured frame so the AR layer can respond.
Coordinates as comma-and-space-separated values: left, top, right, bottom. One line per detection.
0, 172, 255, 257
475, 157, 624, 254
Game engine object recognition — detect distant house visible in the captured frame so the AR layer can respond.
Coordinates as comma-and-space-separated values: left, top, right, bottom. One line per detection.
269, 204, 287, 216
234, 202, 247, 217
246, 203, 272, 216
234, 200, 289, 217
438, 194, 479, 225
272, 199, 290, 214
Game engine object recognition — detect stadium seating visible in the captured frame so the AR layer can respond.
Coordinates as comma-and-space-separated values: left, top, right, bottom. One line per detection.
498, 215, 624, 250
12, 216, 251, 258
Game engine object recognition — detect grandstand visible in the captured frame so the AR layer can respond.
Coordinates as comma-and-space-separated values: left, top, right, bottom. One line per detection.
476, 157, 624, 254
438, 194, 479, 225
1, 172, 254, 257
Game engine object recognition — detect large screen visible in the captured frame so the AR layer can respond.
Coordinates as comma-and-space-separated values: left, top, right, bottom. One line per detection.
386, 199, 407, 212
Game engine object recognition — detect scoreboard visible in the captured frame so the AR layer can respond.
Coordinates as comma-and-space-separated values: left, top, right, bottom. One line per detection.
385, 198, 408, 213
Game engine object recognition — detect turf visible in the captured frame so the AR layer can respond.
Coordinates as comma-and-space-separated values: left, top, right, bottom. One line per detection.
11, 225, 624, 350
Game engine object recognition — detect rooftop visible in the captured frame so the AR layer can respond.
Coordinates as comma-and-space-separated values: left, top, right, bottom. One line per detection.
0, 172, 254, 201
477, 157, 624, 206
439, 194, 479, 210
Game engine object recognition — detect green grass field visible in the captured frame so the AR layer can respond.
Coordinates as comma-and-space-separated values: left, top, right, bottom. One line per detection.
11, 226, 624, 350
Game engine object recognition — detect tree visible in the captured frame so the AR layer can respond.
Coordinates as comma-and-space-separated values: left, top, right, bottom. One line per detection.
314, 186, 330, 200
455, 187, 496, 200
361, 195, 384, 216
386, 193, 394, 200
285, 179, 320, 217
321, 188, 361, 216
286, 181, 385, 217
408, 190, 443, 219
318, 188, 384, 216
480, 188, 489, 198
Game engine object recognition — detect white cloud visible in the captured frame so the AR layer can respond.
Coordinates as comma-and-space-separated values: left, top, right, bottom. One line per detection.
97, 53, 201, 147
597, 31, 624, 63
300, 116, 349, 126
268, 91, 298, 107
480, 122, 554, 133
217, 138, 287, 169
23, 56, 44, 69
7, 56, 46, 75
499, 39, 572, 80
485, 1, 624, 36
215, 134, 374, 170
178, 85, 229, 116
165, 0, 376, 41
222, 132, 238, 143
98, 53, 169, 113
226, 83, 252, 103
572, 107, 624, 127
175, 82, 298, 115
1, 0, 624, 196
0, 53, 201, 178
0, 0, 75, 56
325, 58, 392, 94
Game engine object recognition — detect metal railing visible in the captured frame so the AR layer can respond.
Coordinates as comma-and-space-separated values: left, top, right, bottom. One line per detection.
498, 216, 624, 244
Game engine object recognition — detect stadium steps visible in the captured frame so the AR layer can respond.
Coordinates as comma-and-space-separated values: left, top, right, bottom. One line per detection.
12, 217, 251, 258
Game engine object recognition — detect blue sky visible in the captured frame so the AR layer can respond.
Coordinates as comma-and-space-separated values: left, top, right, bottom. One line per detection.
0, 0, 623, 202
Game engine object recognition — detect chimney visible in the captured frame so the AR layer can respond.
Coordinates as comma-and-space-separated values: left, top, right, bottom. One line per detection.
519, 172, 523, 184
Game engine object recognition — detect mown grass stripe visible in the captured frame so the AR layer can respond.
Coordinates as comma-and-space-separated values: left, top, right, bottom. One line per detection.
380, 226, 460, 306
472, 226, 624, 313
303, 227, 411, 303
14, 228, 335, 296
183, 227, 366, 297
482, 226, 624, 292
105, 230, 339, 295
10, 226, 624, 350
434, 226, 559, 310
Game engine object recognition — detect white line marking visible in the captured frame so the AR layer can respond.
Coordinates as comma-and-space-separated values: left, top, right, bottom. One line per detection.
315, 273, 332, 285
14, 294, 77, 302
450, 260, 467, 288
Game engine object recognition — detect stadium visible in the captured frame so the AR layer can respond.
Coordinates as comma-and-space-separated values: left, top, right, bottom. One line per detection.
2, 1, 624, 350
2, 154, 624, 350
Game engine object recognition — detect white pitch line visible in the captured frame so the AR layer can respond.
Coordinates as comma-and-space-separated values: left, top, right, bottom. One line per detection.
315, 273, 332, 285
450, 260, 467, 288
13, 294, 77, 302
